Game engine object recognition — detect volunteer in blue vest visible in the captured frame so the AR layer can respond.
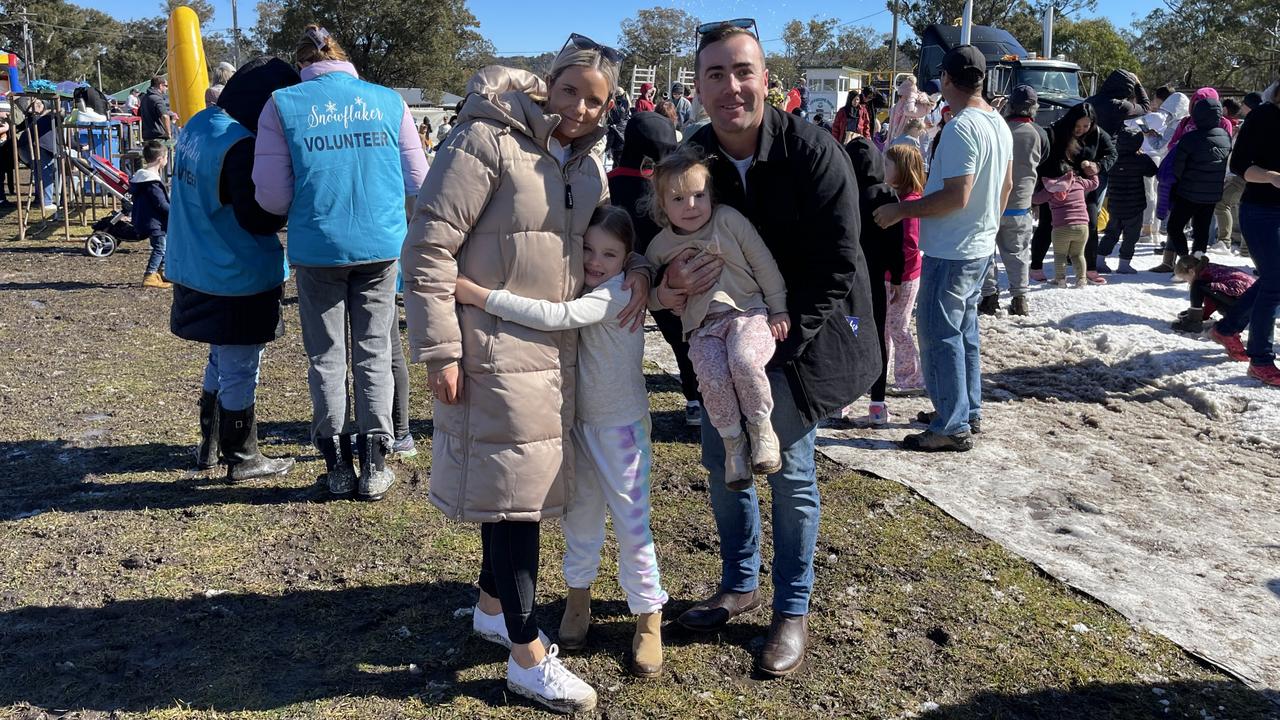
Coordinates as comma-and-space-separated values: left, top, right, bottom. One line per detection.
166, 57, 302, 482
254, 25, 429, 501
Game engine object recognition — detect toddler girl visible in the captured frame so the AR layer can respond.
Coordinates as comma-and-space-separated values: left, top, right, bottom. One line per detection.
645, 146, 789, 490
453, 206, 668, 678
1033, 163, 1100, 288
1170, 255, 1256, 333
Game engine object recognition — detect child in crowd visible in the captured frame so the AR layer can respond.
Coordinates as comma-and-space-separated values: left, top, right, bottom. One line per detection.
644, 146, 789, 490
453, 206, 667, 679
130, 139, 172, 289
883, 144, 926, 395
1170, 255, 1256, 333
890, 118, 928, 167
1033, 162, 1100, 288
1097, 126, 1158, 274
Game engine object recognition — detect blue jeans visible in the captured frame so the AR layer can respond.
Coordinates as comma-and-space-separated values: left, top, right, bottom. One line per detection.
202, 344, 266, 411
917, 255, 990, 435
38, 153, 58, 207
700, 369, 820, 616
146, 233, 166, 275
1216, 203, 1280, 365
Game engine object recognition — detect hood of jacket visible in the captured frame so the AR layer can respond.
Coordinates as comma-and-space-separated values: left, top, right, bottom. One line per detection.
218, 57, 301, 134
617, 111, 676, 169
1041, 172, 1075, 194
130, 167, 162, 184
1115, 125, 1144, 155
1098, 70, 1138, 100
1191, 96, 1223, 130
1161, 92, 1189, 120
639, 82, 653, 97
460, 65, 605, 155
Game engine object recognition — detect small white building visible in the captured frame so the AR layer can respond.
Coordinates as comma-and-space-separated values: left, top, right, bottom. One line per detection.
801, 66, 868, 120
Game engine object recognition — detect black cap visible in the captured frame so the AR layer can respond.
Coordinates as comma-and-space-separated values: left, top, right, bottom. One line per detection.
1008, 84, 1038, 111
1242, 92, 1263, 110
941, 45, 986, 82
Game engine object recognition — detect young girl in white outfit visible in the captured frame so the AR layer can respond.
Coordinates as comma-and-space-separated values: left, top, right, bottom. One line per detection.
454, 205, 667, 678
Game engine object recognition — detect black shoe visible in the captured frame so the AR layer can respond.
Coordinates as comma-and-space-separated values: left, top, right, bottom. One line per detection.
1009, 296, 1030, 316
357, 433, 395, 501
915, 410, 981, 434
196, 390, 220, 470
900, 430, 974, 452
219, 403, 295, 482
978, 294, 999, 316
317, 434, 357, 496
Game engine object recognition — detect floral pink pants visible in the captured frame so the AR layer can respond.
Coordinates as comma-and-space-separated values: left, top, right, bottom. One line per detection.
885, 279, 923, 389
687, 308, 775, 434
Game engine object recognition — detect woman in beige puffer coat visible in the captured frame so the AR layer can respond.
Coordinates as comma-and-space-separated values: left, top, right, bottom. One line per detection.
401, 40, 647, 712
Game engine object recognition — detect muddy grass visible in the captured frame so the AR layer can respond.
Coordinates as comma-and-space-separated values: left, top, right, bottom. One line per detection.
0, 210, 1276, 720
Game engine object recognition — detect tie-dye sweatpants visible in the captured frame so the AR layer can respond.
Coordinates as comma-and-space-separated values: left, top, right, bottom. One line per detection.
562, 415, 668, 614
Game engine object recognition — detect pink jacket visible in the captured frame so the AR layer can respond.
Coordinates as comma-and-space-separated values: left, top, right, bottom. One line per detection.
253, 60, 429, 215
1033, 172, 1100, 228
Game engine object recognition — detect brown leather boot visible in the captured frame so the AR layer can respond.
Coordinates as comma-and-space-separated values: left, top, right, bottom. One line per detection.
630, 611, 663, 678
759, 611, 808, 677
676, 589, 763, 632
558, 587, 591, 649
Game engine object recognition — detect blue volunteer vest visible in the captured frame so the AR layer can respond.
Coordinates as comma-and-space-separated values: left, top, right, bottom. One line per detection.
167, 107, 289, 296
270, 72, 407, 267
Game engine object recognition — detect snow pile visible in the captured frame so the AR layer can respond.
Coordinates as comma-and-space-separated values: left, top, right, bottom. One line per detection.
644, 247, 1280, 698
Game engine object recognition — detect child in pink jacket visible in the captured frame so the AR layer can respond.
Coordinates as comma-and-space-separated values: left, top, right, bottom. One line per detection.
1033, 165, 1100, 287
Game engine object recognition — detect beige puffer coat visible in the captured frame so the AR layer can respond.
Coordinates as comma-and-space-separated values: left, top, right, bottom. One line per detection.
402, 67, 607, 523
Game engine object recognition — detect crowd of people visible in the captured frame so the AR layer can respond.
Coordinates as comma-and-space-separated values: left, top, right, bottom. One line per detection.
26, 14, 1275, 715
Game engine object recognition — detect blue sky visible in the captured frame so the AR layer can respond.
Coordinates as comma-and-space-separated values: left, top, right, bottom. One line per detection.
78, 0, 1165, 55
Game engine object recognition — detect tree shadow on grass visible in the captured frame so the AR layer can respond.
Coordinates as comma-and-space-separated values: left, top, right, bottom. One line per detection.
0, 581, 545, 712
0, 280, 132, 291
921, 680, 1279, 719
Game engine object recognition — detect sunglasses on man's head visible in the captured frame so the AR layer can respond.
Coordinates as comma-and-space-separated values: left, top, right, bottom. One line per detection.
696, 18, 759, 38
563, 33, 624, 65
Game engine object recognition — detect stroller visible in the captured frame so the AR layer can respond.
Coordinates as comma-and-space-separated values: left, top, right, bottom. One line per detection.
67, 150, 145, 258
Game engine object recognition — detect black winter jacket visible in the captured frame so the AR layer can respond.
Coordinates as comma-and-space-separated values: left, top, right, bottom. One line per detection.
1105, 127, 1158, 220
1230, 103, 1280, 207
607, 112, 676, 253
1173, 98, 1232, 204
1038, 102, 1118, 180
129, 169, 169, 238
1085, 70, 1150, 138
688, 107, 881, 426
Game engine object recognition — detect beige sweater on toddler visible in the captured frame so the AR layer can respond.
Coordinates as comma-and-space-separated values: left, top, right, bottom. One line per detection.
646, 205, 787, 337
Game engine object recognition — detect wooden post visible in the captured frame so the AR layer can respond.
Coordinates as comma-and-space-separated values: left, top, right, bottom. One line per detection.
55, 107, 70, 243
10, 113, 24, 242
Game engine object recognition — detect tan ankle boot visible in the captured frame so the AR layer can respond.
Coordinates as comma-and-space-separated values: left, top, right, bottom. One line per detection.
558, 587, 591, 649
630, 611, 663, 678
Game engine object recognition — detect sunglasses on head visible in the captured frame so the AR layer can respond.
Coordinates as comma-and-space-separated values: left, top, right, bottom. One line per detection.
562, 33, 624, 65
696, 18, 759, 38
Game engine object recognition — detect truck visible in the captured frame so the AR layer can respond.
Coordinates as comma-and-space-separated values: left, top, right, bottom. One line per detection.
916, 23, 1094, 127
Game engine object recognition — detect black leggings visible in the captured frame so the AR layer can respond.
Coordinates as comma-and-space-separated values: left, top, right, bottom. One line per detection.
652, 308, 700, 402
868, 269, 889, 403
1167, 197, 1216, 257
389, 307, 410, 439
478, 520, 541, 645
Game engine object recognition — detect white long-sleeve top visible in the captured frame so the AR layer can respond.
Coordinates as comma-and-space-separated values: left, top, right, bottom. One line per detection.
484, 272, 648, 428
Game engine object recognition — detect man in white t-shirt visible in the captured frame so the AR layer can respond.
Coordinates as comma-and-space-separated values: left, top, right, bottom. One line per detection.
873, 45, 1013, 451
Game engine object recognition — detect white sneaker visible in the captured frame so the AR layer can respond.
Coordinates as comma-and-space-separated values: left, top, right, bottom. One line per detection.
507, 644, 598, 714
472, 605, 550, 649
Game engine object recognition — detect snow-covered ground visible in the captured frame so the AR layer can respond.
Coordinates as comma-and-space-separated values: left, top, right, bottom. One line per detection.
645, 244, 1280, 699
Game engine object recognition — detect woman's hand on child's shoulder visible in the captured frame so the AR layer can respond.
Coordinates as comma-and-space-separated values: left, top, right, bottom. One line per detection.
768, 312, 790, 342
454, 275, 490, 308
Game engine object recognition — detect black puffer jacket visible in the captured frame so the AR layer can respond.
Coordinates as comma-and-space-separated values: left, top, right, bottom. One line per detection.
688, 107, 881, 426
1173, 98, 1232, 204
170, 57, 299, 346
1084, 69, 1150, 138
1105, 126, 1158, 220
607, 112, 676, 252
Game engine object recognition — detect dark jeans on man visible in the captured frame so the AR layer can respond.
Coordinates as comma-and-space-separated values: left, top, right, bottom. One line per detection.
1216, 203, 1280, 366
477, 520, 541, 644
1098, 212, 1144, 261
1167, 197, 1216, 258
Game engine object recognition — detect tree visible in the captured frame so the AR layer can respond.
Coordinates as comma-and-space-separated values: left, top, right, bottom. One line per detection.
254, 0, 492, 96
782, 17, 838, 71
161, 0, 216, 24
617, 7, 699, 96
1132, 0, 1278, 90
892, 0, 1096, 41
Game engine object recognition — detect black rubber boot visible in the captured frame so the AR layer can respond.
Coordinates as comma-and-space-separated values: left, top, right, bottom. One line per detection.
978, 294, 1000, 316
196, 390, 220, 470
317, 434, 357, 496
357, 433, 395, 501
219, 403, 296, 482
1009, 296, 1030, 316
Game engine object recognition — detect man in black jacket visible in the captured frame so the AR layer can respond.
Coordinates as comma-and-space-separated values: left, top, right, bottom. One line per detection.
655, 20, 880, 678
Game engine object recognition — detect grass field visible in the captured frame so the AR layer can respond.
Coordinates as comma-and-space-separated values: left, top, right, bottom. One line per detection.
0, 208, 1276, 719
